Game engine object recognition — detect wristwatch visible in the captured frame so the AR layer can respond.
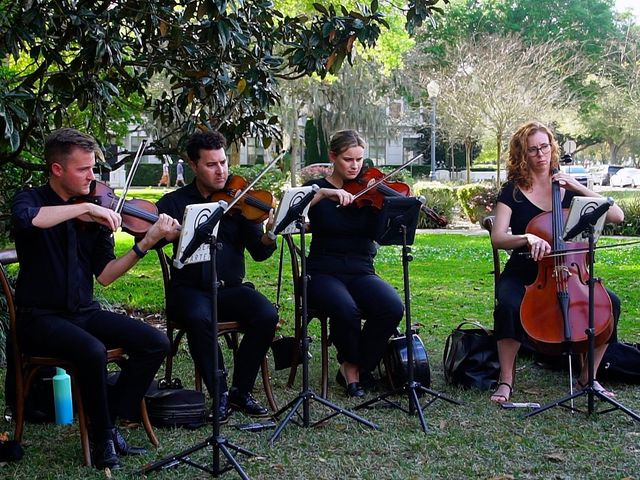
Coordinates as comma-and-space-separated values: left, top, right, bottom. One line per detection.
132, 243, 147, 258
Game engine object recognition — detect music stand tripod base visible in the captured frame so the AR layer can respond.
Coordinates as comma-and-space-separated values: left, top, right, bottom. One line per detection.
525, 217, 640, 424
269, 215, 379, 444
355, 197, 462, 433
140, 213, 254, 479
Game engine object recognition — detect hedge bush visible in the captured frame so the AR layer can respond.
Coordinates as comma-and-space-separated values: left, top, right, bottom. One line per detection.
413, 182, 457, 228
603, 196, 640, 236
456, 183, 499, 223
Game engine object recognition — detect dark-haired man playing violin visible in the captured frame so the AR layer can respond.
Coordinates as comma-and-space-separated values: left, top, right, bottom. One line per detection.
156, 130, 278, 422
11, 128, 175, 470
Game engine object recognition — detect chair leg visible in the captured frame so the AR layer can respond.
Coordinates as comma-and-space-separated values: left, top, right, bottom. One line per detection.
13, 368, 41, 445
139, 400, 159, 447
195, 368, 203, 392
13, 386, 26, 443
71, 377, 92, 467
261, 356, 278, 412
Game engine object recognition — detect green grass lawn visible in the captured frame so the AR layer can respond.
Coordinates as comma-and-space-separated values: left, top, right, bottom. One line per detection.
2, 229, 640, 478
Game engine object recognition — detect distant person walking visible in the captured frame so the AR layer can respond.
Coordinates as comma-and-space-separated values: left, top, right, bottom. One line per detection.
175, 159, 185, 187
158, 161, 170, 187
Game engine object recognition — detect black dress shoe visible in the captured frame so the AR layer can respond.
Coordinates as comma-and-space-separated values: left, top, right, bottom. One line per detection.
219, 391, 231, 424
336, 370, 366, 397
90, 438, 121, 470
112, 427, 147, 456
346, 382, 365, 398
228, 388, 269, 417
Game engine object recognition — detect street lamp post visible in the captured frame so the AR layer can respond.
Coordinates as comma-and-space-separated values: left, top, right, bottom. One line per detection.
426, 80, 440, 181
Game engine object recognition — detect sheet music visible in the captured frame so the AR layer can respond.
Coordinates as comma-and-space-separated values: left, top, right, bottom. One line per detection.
174, 202, 224, 268
269, 186, 314, 236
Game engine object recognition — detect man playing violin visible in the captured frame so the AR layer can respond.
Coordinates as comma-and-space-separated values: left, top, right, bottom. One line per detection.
156, 130, 278, 421
11, 128, 175, 469
490, 121, 624, 404
304, 129, 404, 397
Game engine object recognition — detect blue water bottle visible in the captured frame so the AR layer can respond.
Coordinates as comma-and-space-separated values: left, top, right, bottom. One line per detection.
52, 367, 73, 425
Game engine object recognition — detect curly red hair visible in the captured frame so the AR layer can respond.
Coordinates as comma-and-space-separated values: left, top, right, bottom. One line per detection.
506, 121, 560, 191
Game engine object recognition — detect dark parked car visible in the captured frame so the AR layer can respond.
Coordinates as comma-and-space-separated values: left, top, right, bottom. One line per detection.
591, 164, 624, 186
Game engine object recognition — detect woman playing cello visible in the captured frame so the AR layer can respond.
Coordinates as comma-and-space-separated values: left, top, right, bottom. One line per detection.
490, 121, 624, 404
304, 129, 404, 397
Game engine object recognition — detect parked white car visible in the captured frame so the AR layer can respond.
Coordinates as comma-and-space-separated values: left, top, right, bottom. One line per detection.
591, 164, 624, 186
609, 167, 640, 187
560, 165, 592, 189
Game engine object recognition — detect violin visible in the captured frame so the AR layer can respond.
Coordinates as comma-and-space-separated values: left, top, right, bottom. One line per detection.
343, 166, 447, 227
210, 174, 275, 223
520, 172, 614, 355
72, 180, 162, 237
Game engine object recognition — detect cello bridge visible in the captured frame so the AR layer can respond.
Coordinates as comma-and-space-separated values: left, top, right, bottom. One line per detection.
552, 265, 571, 278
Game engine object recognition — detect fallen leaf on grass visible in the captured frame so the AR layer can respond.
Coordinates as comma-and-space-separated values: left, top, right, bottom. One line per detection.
488, 475, 514, 480
439, 420, 447, 429
545, 452, 566, 463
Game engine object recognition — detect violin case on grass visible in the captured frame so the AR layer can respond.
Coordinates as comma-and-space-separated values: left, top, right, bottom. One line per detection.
381, 329, 431, 389
144, 379, 207, 429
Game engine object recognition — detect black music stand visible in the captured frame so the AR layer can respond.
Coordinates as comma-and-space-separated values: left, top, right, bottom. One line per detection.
525, 198, 640, 422
268, 189, 379, 443
140, 202, 255, 479
355, 197, 461, 433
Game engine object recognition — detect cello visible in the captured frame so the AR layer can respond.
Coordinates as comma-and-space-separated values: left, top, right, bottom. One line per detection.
520, 171, 614, 355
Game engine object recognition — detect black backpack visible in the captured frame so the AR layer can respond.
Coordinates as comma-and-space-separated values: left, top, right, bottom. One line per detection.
598, 342, 640, 383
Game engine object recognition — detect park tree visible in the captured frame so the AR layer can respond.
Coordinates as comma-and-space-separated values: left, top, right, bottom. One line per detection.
580, 25, 640, 163
408, 0, 630, 154
0, 0, 449, 222
0, 0, 448, 167
410, 34, 585, 185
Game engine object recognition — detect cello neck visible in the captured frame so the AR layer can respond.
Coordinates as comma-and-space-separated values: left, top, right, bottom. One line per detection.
551, 169, 565, 251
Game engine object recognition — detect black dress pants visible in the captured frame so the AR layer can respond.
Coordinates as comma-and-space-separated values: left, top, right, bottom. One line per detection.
18, 308, 170, 437
168, 284, 278, 397
307, 272, 404, 373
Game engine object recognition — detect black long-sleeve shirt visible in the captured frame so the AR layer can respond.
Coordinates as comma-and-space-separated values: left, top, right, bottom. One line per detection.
156, 181, 276, 290
12, 184, 115, 312
304, 178, 379, 275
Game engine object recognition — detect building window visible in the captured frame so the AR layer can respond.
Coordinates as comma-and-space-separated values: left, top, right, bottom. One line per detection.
388, 100, 403, 120
368, 138, 386, 166
402, 137, 420, 164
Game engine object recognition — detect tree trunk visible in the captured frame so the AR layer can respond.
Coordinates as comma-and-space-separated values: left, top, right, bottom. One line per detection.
608, 141, 619, 164
465, 137, 472, 183
290, 136, 299, 187
230, 142, 241, 166
495, 133, 502, 189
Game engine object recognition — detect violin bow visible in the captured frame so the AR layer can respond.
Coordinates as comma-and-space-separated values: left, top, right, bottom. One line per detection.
519, 239, 640, 259
115, 139, 148, 215
222, 150, 285, 213
350, 153, 424, 203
